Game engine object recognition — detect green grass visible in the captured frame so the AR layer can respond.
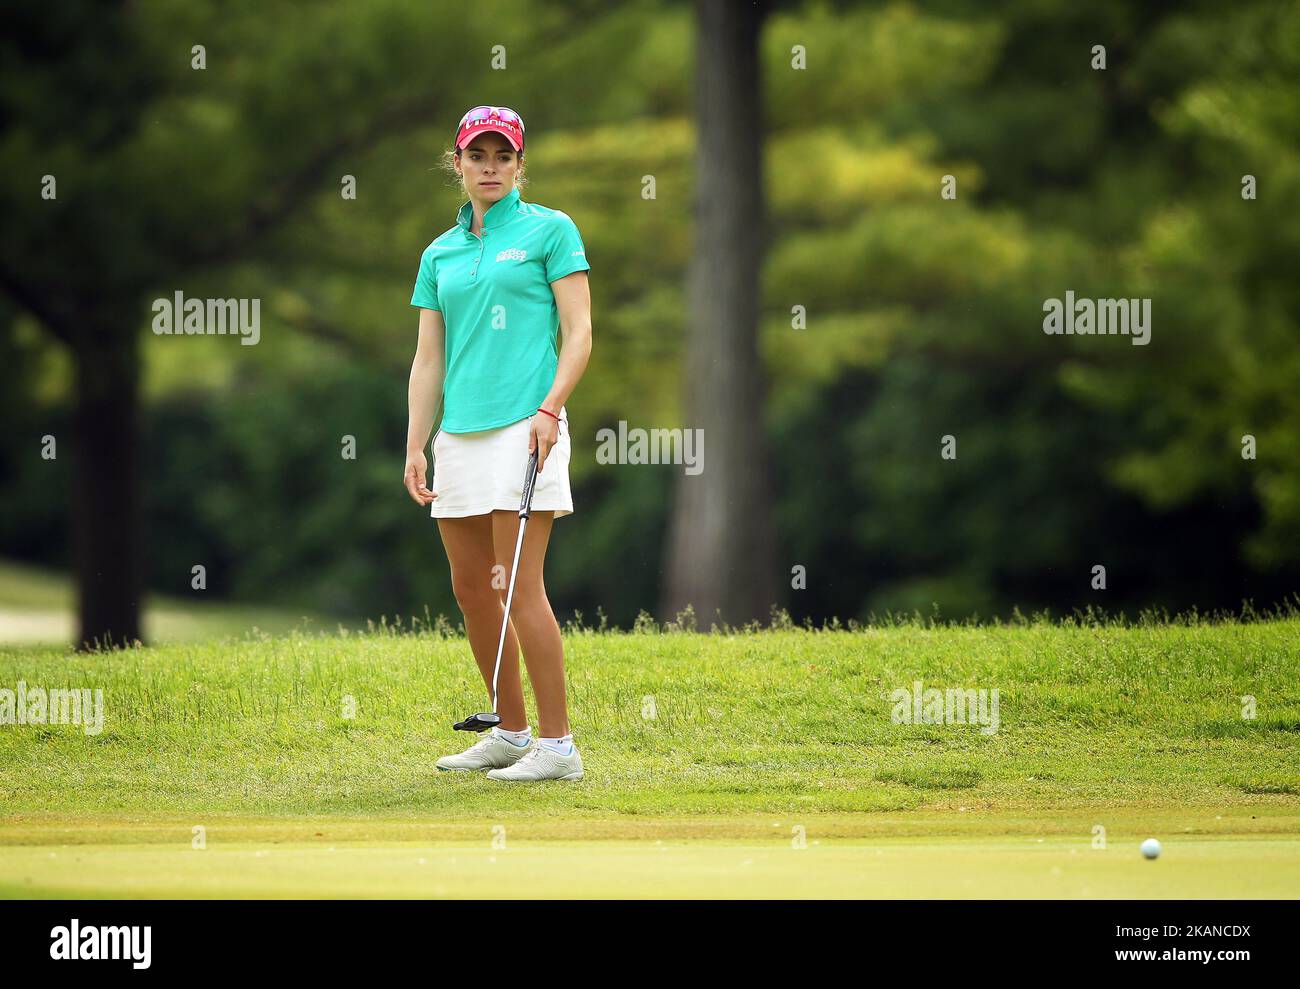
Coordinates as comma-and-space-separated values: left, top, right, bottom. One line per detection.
1, 617, 1298, 897
0, 558, 328, 644
5, 830, 1298, 899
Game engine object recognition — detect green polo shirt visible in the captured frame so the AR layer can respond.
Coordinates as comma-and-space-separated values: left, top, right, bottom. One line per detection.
410, 185, 591, 433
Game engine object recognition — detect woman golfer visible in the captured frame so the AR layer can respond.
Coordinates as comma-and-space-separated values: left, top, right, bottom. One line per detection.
404, 106, 592, 781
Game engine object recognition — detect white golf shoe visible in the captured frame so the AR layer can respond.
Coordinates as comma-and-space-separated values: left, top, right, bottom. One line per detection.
486, 743, 584, 782
436, 731, 532, 772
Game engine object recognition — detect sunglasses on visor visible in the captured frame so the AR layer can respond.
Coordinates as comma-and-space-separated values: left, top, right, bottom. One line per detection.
456, 106, 525, 149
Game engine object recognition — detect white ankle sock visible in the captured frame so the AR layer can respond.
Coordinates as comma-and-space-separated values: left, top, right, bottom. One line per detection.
538, 734, 574, 756
493, 726, 532, 747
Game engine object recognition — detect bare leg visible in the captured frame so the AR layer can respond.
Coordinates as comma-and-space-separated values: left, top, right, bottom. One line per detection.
491, 509, 569, 738
436, 513, 527, 731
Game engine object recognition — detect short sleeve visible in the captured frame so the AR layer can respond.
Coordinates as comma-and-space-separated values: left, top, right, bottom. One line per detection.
410, 247, 441, 310
544, 213, 591, 283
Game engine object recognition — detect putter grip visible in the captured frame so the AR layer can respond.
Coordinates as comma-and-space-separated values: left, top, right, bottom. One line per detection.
519, 449, 539, 518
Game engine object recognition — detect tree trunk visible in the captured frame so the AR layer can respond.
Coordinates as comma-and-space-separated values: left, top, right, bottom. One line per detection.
662, 0, 779, 630
72, 324, 143, 648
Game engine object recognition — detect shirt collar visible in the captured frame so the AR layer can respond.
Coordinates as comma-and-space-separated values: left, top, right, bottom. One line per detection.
457, 184, 522, 234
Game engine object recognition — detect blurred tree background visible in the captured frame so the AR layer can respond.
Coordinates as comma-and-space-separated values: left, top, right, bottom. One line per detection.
2, 0, 1298, 641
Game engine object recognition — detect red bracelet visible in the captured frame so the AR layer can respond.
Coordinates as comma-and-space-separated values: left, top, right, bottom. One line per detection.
536, 407, 560, 421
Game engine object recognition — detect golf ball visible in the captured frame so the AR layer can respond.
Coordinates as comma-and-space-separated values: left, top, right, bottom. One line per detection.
1141, 838, 1162, 859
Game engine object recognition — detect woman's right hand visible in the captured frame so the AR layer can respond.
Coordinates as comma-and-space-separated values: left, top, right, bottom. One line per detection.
404, 450, 436, 506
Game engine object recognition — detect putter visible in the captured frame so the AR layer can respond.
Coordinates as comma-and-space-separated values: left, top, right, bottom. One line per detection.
453, 446, 540, 732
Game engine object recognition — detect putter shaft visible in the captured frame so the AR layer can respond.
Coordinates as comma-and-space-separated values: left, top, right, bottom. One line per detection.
483, 448, 539, 716
490, 515, 528, 710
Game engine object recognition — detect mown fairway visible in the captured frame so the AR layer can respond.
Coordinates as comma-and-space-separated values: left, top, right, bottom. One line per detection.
1, 618, 1297, 897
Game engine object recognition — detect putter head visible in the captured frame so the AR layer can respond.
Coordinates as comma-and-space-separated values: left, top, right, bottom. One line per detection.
453, 712, 501, 733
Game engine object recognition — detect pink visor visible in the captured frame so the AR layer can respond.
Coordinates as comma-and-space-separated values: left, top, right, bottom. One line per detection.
455, 105, 525, 152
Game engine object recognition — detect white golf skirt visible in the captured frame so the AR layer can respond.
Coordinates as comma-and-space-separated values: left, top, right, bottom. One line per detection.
430, 408, 574, 519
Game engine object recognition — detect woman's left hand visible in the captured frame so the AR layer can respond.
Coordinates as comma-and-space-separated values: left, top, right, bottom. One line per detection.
529, 409, 560, 473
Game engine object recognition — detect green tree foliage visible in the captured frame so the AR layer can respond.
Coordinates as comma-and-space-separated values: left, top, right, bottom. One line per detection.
2, 0, 1297, 631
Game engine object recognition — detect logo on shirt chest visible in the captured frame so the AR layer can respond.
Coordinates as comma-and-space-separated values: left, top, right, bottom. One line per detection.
495, 248, 527, 262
